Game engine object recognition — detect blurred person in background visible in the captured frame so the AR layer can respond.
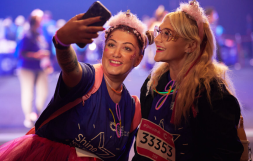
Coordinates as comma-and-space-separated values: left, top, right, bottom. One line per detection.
13, 15, 26, 59
205, 7, 224, 63
51, 18, 66, 71
41, 10, 56, 58
3, 17, 17, 41
246, 14, 253, 65
142, 5, 168, 70
15, 15, 26, 41
16, 9, 53, 128
148, 5, 169, 30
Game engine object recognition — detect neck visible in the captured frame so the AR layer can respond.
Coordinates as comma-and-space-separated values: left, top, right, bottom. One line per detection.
104, 74, 123, 92
168, 58, 186, 81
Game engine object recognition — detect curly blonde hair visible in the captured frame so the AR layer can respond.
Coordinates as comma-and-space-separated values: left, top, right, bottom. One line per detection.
147, 11, 235, 125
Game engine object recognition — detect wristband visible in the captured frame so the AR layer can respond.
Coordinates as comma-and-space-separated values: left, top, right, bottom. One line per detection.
53, 31, 70, 50
54, 30, 70, 47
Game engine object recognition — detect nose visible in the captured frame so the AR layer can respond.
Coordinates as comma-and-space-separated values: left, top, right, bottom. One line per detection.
154, 33, 162, 43
112, 46, 122, 58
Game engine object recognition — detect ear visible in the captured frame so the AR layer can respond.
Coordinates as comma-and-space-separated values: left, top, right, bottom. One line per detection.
185, 40, 197, 53
134, 54, 143, 67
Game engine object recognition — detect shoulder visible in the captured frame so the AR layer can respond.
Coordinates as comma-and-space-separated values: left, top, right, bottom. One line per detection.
80, 62, 95, 74
140, 74, 151, 96
192, 80, 243, 160
79, 63, 96, 83
130, 95, 141, 133
197, 79, 241, 124
141, 70, 170, 96
20, 32, 32, 43
199, 79, 239, 106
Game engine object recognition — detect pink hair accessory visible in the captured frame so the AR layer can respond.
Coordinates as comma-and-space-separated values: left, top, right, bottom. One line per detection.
54, 30, 70, 47
177, 0, 206, 41
105, 10, 148, 50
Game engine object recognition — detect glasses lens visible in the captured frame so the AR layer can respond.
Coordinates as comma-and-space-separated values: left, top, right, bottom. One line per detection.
154, 26, 176, 42
162, 29, 173, 41
162, 29, 169, 41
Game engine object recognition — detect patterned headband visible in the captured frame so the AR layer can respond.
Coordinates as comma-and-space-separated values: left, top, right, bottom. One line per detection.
176, 0, 206, 41
104, 10, 148, 52
105, 25, 144, 49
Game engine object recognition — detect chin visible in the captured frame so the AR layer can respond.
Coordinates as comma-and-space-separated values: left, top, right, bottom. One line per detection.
154, 56, 161, 62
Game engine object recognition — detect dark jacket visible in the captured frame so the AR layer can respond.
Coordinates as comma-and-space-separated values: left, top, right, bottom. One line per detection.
132, 71, 243, 161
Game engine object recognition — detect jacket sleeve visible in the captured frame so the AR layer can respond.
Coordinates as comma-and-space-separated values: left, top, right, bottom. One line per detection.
193, 88, 243, 161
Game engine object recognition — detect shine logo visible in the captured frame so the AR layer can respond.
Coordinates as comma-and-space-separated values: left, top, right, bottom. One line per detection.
71, 132, 116, 159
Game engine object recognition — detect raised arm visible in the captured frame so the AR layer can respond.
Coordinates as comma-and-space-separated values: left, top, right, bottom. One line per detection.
55, 14, 104, 88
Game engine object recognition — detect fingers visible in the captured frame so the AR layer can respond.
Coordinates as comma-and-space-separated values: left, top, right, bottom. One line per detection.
61, 15, 104, 45
75, 13, 85, 20
81, 32, 99, 39
81, 26, 104, 34
75, 27, 102, 44
86, 26, 104, 32
77, 33, 97, 44
80, 16, 101, 26
78, 39, 93, 44
70, 13, 84, 21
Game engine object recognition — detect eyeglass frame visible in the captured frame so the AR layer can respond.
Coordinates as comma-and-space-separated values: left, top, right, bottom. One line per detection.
154, 26, 180, 42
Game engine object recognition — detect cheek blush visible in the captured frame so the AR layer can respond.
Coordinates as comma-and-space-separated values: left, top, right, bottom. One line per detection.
130, 53, 136, 60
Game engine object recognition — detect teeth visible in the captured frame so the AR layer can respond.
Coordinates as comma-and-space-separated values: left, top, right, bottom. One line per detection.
110, 60, 121, 64
157, 47, 165, 50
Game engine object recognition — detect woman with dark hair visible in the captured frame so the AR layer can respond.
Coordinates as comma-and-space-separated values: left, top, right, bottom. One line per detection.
0, 10, 153, 161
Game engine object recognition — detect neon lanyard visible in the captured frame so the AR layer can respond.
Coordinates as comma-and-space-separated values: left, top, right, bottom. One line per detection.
153, 80, 175, 110
109, 103, 121, 138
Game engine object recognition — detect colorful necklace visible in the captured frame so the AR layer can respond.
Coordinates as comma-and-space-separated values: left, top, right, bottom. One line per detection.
153, 80, 175, 110
104, 77, 123, 94
109, 103, 122, 138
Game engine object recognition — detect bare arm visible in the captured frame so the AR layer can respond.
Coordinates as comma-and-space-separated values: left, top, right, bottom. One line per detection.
55, 14, 104, 88
56, 47, 82, 88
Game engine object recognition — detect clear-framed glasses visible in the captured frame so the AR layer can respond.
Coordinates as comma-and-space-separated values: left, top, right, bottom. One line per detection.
154, 26, 179, 42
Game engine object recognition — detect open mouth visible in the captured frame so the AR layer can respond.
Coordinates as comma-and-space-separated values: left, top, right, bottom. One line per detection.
156, 46, 166, 51
110, 60, 122, 65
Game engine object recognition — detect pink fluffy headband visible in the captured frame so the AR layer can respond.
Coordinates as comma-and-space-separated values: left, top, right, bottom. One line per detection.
105, 10, 148, 51
177, 0, 206, 41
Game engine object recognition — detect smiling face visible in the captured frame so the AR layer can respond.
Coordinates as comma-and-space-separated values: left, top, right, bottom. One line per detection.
154, 16, 189, 64
102, 29, 143, 80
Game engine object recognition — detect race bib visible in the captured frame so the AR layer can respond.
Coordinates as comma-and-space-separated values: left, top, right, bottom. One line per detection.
136, 119, 175, 161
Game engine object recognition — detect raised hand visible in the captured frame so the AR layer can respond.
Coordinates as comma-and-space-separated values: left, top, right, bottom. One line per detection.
56, 14, 104, 45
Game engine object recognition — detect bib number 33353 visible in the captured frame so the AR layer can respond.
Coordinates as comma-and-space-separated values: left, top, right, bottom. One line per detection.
136, 119, 175, 161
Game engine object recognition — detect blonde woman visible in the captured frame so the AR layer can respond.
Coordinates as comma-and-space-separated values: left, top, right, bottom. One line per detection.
133, 1, 243, 161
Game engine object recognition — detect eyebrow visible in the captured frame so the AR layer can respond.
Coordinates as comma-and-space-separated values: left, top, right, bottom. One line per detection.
107, 39, 136, 48
123, 42, 135, 48
160, 27, 173, 31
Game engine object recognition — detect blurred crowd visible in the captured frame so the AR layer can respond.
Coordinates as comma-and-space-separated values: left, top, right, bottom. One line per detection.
0, 6, 253, 75
0, 6, 252, 130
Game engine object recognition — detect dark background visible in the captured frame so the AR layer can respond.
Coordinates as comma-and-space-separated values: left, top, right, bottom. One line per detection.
0, 0, 252, 35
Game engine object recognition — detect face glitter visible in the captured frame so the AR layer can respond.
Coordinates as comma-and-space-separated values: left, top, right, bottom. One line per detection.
130, 53, 136, 60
